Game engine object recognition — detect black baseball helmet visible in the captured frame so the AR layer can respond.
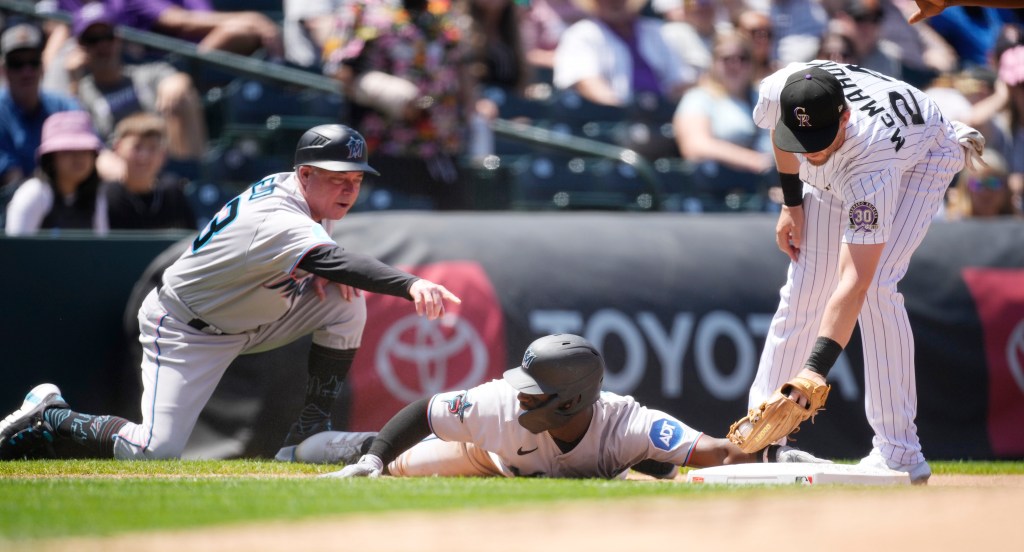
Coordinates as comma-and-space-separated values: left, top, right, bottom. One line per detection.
503, 334, 605, 433
294, 124, 380, 175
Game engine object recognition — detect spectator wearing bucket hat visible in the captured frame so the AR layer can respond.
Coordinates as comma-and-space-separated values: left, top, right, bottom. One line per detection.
4, 110, 110, 236
0, 23, 81, 189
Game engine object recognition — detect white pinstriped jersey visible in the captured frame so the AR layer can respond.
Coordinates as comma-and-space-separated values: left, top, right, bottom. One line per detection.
753, 60, 963, 245
426, 380, 704, 479
162, 172, 336, 334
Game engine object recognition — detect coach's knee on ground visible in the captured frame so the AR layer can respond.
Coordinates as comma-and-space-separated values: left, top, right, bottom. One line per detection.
113, 437, 187, 460
113, 423, 191, 460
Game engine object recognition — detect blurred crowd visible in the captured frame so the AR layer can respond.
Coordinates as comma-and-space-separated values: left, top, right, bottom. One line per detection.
1, 0, 1022, 233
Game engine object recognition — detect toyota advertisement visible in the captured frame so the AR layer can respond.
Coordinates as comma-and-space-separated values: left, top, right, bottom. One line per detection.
3, 213, 1019, 460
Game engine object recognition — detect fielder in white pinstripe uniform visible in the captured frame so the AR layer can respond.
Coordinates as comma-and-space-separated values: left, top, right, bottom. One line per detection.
744, 61, 984, 484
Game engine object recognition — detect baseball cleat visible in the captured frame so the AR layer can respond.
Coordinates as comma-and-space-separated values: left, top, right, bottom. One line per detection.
275, 419, 334, 462
295, 431, 378, 464
857, 449, 931, 485
274, 445, 298, 462
0, 383, 69, 460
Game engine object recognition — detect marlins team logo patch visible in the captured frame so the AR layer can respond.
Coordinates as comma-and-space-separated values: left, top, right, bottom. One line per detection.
649, 419, 684, 451
443, 393, 473, 423
848, 201, 879, 232
346, 136, 366, 160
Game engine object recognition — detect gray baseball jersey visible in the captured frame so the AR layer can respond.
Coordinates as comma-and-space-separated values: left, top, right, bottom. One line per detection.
163, 172, 336, 334
413, 379, 703, 479
748, 60, 966, 467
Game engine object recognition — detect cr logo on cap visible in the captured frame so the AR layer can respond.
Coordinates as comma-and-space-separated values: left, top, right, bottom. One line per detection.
794, 107, 811, 127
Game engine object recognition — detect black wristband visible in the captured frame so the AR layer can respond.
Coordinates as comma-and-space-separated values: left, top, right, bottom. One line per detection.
804, 336, 843, 377
779, 172, 804, 207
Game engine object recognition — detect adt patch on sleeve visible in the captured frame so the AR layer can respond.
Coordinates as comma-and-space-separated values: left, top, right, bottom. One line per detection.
649, 419, 684, 451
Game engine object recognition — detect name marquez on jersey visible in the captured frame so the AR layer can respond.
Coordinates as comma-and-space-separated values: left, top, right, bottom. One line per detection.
812, 61, 926, 152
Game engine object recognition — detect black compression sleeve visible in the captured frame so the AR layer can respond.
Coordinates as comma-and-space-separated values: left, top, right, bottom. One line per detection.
297, 246, 419, 299
366, 397, 433, 467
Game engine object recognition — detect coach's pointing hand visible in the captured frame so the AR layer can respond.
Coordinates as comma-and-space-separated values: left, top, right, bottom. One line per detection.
409, 279, 462, 320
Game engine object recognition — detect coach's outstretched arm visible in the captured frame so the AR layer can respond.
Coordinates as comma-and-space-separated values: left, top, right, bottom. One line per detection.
298, 247, 461, 320
321, 398, 433, 478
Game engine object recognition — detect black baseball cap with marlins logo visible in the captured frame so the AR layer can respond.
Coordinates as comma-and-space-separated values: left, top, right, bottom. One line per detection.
773, 67, 847, 154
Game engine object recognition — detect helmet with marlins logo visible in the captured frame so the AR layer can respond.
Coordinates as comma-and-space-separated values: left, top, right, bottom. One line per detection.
294, 124, 379, 175
503, 334, 605, 433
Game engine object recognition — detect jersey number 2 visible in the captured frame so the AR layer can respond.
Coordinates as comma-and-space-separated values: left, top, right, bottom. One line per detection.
192, 197, 240, 252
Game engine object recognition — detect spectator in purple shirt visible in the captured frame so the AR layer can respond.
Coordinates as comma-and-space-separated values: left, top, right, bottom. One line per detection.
60, 0, 282, 58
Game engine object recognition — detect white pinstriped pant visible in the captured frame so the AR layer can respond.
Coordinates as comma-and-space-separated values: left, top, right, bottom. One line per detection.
748, 148, 962, 465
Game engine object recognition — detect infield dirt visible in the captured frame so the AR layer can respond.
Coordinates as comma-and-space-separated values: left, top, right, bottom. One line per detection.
18, 474, 1024, 552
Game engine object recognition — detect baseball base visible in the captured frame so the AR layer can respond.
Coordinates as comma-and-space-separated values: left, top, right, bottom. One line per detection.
685, 462, 911, 485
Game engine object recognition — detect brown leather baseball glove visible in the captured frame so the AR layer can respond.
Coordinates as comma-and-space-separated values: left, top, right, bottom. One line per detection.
727, 376, 831, 453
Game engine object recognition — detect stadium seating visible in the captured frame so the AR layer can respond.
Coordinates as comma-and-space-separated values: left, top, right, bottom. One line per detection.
0, 5, 782, 215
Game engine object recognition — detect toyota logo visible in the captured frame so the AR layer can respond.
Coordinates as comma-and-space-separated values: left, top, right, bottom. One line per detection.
375, 314, 489, 402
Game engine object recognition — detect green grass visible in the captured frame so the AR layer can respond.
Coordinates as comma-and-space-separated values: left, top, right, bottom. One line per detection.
929, 460, 1024, 475
0, 459, 1021, 541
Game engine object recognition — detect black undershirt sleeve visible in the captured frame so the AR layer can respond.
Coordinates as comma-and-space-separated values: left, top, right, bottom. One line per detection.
297, 245, 419, 299
366, 397, 433, 468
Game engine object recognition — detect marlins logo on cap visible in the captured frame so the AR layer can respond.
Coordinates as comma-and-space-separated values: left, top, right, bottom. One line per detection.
774, 67, 847, 154
346, 135, 366, 160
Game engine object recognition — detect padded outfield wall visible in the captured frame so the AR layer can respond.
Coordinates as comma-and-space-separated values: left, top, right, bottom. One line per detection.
1, 213, 1022, 460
